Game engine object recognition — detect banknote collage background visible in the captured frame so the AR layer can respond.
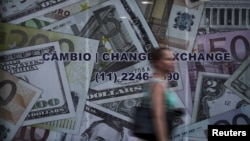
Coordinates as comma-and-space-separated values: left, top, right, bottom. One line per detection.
0, 0, 250, 141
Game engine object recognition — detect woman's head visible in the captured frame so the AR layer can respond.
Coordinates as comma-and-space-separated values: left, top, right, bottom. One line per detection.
150, 47, 175, 73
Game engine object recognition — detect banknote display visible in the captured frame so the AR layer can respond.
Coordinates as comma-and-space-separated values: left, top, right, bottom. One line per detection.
0, 42, 75, 125
0, 69, 41, 141
0, 22, 99, 133
0, 0, 250, 141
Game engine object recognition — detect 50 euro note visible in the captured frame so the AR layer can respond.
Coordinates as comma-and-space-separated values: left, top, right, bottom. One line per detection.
192, 72, 248, 123
0, 0, 80, 24
0, 42, 75, 125
171, 105, 250, 141
20, 0, 107, 29
0, 69, 41, 141
42, 0, 159, 89
0, 23, 99, 133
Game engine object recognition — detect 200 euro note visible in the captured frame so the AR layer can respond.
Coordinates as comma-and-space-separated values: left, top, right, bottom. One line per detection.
0, 69, 41, 141
0, 42, 75, 125
0, 22, 99, 133
0, 0, 80, 24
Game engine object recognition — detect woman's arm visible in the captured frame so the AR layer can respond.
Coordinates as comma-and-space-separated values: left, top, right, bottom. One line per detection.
151, 83, 169, 141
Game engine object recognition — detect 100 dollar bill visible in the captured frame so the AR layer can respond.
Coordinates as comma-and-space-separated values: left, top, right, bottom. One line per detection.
0, 69, 41, 141
0, 22, 99, 133
0, 42, 75, 125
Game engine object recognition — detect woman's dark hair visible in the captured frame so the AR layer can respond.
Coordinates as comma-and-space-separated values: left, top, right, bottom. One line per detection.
150, 47, 170, 64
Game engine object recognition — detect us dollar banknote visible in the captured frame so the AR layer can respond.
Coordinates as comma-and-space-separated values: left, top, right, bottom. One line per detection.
0, 42, 75, 125
0, 69, 41, 141
13, 126, 66, 141
0, 22, 99, 133
20, 0, 107, 29
93, 93, 144, 119
97, 93, 191, 129
171, 105, 250, 141
225, 56, 250, 103
192, 72, 248, 123
42, 0, 159, 89
35, 0, 107, 23
68, 101, 134, 141
0, 0, 80, 23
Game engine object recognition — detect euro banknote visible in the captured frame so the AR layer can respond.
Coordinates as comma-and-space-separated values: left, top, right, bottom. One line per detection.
0, 69, 41, 141
20, 0, 107, 29
0, 22, 99, 133
0, 0, 80, 23
42, 0, 159, 89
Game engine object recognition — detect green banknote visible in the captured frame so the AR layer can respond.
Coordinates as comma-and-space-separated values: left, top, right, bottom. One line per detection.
0, 23, 99, 133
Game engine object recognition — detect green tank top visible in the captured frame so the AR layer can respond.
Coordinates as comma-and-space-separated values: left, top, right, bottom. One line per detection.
143, 78, 177, 110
